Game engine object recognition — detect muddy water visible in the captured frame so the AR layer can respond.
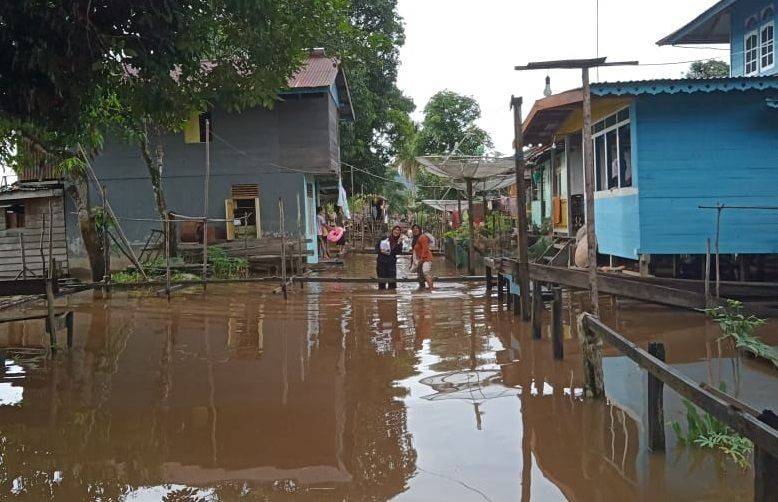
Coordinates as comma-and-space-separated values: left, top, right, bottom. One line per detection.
0, 255, 775, 500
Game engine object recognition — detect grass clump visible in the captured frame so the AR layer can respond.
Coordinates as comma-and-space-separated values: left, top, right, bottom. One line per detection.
207, 246, 248, 279
706, 300, 777, 368
672, 398, 753, 469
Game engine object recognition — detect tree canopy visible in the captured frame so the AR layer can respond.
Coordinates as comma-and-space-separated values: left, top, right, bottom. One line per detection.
326, 0, 415, 196
685, 60, 730, 79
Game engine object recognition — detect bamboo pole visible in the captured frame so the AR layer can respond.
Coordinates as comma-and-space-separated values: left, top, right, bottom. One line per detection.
18, 234, 27, 279
77, 144, 149, 280
202, 118, 211, 288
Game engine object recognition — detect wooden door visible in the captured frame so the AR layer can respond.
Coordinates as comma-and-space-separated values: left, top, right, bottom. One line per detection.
254, 197, 262, 238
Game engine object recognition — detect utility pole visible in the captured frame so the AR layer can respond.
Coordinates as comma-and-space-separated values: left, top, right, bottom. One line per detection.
515, 57, 637, 317
510, 96, 531, 320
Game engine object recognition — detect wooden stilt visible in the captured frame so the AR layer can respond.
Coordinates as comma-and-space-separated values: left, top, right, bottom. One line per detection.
45, 200, 57, 351
647, 342, 666, 451
531, 281, 542, 339
497, 273, 504, 301
704, 239, 711, 306
551, 287, 563, 359
512, 292, 521, 316
485, 266, 493, 292
578, 312, 604, 398
202, 118, 211, 290
65, 311, 74, 348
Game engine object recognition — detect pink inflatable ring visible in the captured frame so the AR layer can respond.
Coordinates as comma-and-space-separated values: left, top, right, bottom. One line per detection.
327, 226, 345, 242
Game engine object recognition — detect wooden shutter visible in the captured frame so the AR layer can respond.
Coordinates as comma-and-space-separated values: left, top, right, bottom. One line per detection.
231, 184, 259, 200
225, 199, 235, 240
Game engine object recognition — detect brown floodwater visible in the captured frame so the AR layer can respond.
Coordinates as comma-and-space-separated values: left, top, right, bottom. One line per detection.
0, 255, 776, 501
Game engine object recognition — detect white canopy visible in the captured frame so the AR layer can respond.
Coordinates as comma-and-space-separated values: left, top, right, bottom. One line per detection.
416, 155, 516, 180
421, 199, 469, 212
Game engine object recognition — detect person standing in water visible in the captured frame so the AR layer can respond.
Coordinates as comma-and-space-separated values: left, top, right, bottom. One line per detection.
411, 224, 434, 289
316, 207, 331, 260
376, 225, 403, 290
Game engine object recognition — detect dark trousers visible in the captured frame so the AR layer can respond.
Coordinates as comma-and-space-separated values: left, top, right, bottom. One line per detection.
377, 259, 397, 290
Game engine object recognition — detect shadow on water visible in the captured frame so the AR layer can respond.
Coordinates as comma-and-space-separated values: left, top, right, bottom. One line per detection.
0, 255, 772, 500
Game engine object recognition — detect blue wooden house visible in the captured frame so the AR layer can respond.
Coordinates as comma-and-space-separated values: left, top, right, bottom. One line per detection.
523, 0, 778, 278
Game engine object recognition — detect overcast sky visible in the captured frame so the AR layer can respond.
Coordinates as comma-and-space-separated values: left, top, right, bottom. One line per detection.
396, 0, 728, 154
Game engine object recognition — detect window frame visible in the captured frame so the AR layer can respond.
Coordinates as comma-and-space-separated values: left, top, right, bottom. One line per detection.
760, 20, 775, 72
745, 29, 760, 76
591, 107, 631, 192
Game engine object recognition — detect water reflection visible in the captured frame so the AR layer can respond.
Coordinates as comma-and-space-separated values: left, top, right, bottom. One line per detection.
0, 256, 770, 500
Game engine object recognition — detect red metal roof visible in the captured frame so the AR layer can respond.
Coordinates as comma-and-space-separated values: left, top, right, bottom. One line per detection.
287, 51, 340, 89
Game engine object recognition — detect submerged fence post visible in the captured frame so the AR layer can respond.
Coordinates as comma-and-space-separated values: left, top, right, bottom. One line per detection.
551, 287, 563, 359
755, 410, 778, 502
578, 313, 604, 398
497, 273, 504, 301
531, 281, 542, 340
647, 341, 666, 451
485, 265, 493, 293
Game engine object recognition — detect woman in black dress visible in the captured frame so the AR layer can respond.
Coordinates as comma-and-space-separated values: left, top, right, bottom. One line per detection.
376, 225, 403, 290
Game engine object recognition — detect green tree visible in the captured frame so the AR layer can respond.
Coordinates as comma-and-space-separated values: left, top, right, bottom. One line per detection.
409, 90, 493, 199
685, 60, 730, 78
416, 90, 493, 157
326, 0, 415, 195
0, 1, 346, 279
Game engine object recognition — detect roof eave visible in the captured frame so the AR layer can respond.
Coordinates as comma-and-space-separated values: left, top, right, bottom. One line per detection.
656, 0, 735, 46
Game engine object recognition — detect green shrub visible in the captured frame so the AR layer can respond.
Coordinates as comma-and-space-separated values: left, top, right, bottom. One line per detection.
207, 246, 248, 279
672, 398, 753, 469
706, 300, 777, 367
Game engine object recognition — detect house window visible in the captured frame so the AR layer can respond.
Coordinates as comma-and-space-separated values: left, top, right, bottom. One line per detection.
745, 30, 759, 75
4, 204, 25, 229
591, 107, 631, 190
184, 112, 213, 144
761, 21, 774, 71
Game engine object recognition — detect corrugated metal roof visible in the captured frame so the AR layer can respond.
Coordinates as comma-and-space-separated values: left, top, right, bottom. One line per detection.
657, 0, 735, 46
287, 52, 340, 89
591, 75, 778, 96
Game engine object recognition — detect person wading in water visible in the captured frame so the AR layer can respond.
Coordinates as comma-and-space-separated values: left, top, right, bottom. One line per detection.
376, 225, 403, 290
411, 224, 434, 290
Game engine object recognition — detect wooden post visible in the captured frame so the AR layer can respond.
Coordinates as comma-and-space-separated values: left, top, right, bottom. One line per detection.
46, 200, 57, 351
466, 178, 476, 275
512, 291, 521, 316
19, 235, 27, 279
578, 313, 604, 398
202, 117, 211, 289
647, 341, 666, 451
581, 68, 599, 317
485, 265, 493, 292
551, 287, 563, 359
164, 215, 171, 300
279, 197, 288, 300
511, 96, 531, 321
715, 204, 722, 298
755, 410, 778, 502
531, 280, 542, 339
101, 184, 111, 296
704, 239, 711, 306
639, 254, 651, 278
497, 273, 504, 301
65, 311, 74, 348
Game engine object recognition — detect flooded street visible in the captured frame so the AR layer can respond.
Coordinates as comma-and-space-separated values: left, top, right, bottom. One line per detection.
0, 255, 775, 501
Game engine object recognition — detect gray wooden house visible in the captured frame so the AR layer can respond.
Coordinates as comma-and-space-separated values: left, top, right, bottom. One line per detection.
65, 49, 353, 272
0, 181, 68, 279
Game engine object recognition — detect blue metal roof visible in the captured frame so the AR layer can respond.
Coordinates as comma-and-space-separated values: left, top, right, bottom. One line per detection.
657, 0, 736, 45
591, 76, 778, 96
